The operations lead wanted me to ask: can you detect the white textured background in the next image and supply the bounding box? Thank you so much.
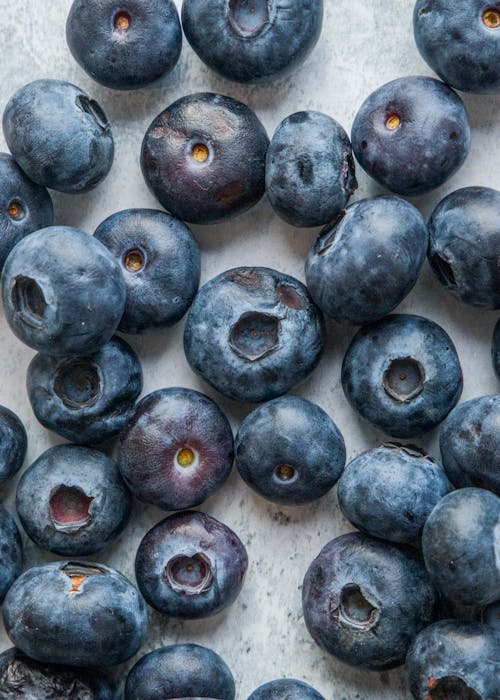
[0,1,499,698]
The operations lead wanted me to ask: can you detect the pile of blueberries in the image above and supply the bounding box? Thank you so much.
[0,0,499,698]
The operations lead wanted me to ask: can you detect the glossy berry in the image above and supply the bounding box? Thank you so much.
[306,197,428,324]
[3,560,147,667]
[265,111,357,228]
[247,680,325,700]
[0,406,27,486]
[16,445,131,556]
[1,227,126,357]
[351,76,470,196]
[135,511,248,619]
[235,396,345,505]
[302,532,437,670]
[66,0,182,90]
[184,267,325,403]
[94,209,200,334]
[125,644,235,700]
[3,80,113,194]
[27,336,142,445]
[342,314,463,438]
[493,319,500,379]
[141,93,269,224]
[117,388,233,511]
[0,504,22,604]
[181,0,323,84]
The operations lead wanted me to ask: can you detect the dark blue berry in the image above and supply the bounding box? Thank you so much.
[0,504,23,604]
[0,406,27,486]
[247,680,325,700]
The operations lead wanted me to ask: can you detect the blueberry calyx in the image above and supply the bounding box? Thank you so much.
[483,8,500,29]
[53,360,101,409]
[430,253,457,289]
[229,311,281,361]
[314,211,347,256]
[114,10,132,33]
[11,276,47,329]
[75,95,110,132]
[7,200,25,221]
[163,553,214,596]
[426,675,481,700]
[49,485,94,532]
[383,357,425,402]
[332,584,381,631]
[61,562,105,595]
[227,0,270,38]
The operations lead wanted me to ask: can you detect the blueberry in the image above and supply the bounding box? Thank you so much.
[116,388,233,511]
[337,444,452,545]
[0,647,113,699]
[135,511,248,619]
[94,209,200,334]
[341,314,463,438]
[1,226,126,356]
[27,336,142,444]
[124,644,235,700]
[181,0,323,84]
[0,406,27,486]
[493,319,500,379]
[0,504,23,604]
[3,560,147,667]
[481,600,500,632]
[3,80,113,194]
[141,93,269,224]
[235,396,345,505]
[16,444,131,556]
[439,395,500,495]
[265,111,357,228]
[302,532,437,670]
[414,0,500,94]
[247,680,325,700]
[66,0,182,91]
[405,620,500,699]
[351,76,470,196]
[306,196,428,324]
[184,267,325,403]
[422,488,500,607]
[0,153,53,272]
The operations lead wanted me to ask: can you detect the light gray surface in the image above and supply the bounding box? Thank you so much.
[0,1,499,697]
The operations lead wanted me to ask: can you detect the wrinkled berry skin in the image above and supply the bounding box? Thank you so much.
[0,153,53,272]
[439,395,500,495]
[125,644,235,700]
[3,560,147,667]
[247,680,325,700]
[338,444,452,544]
[0,406,27,486]
[141,93,269,224]
[493,319,500,379]
[406,620,500,700]
[181,0,323,84]
[0,505,23,603]
[302,532,437,670]
[341,314,463,438]
[94,209,200,334]
[135,511,248,619]
[66,0,182,90]
[0,648,113,700]
[351,76,470,196]
[422,488,500,607]
[1,227,126,357]
[117,388,233,511]
[266,111,357,228]
[306,197,428,324]
[16,445,131,556]
[235,396,345,505]
[414,0,500,94]
[27,336,142,445]
[3,80,114,194]
[184,267,325,403]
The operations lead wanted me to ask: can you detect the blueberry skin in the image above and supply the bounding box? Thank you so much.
[181,0,323,85]
[116,388,233,511]
[265,111,357,228]
[302,532,437,670]
[0,406,27,486]
[0,647,113,699]
[67,0,182,91]
[1,226,126,357]
[428,187,500,308]
[141,93,269,225]
[341,314,463,438]
[422,488,500,607]
[135,511,248,619]
[482,601,500,632]
[184,267,326,403]
[124,644,235,700]
[27,336,142,445]
[235,396,345,505]
[493,319,500,379]
[306,197,429,324]
[338,444,452,545]
[439,396,500,495]
[0,153,53,272]
[16,444,131,557]
[94,209,200,334]
[247,680,325,700]
[0,504,23,604]
[351,76,470,196]
[405,620,500,700]
[3,80,113,194]
[3,560,147,667]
